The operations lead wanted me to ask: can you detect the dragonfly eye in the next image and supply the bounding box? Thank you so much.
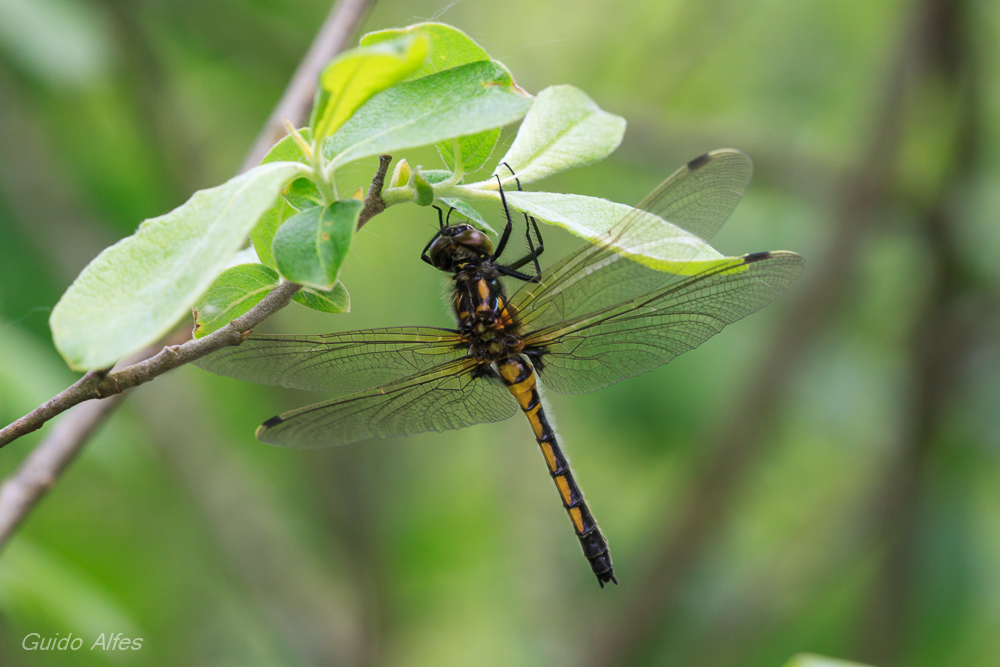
[449,225,494,257]
[427,225,494,272]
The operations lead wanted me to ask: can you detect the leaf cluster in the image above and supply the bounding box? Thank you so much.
[47,21,724,372]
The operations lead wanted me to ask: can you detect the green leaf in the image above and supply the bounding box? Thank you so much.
[361,23,512,174]
[439,198,495,235]
[259,128,312,165]
[420,169,454,184]
[50,161,306,370]
[323,60,533,170]
[310,35,428,146]
[491,85,625,185]
[192,263,280,338]
[252,129,320,268]
[500,190,734,274]
[252,196,298,269]
[361,22,491,81]
[272,199,362,290]
[439,127,501,174]
[293,282,350,313]
[782,655,874,667]
[282,178,324,211]
[411,169,435,206]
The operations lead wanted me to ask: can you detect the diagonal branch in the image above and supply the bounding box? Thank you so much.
[0,280,302,449]
[0,0,379,548]
[0,155,392,453]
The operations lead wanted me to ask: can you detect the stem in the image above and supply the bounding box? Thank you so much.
[0,281,303,450]
[0,0,379,551]
[433,183,501,203]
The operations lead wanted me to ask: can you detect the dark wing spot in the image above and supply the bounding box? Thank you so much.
[687,152,712,170]
[744,251,772,263]
[259,415,285,430]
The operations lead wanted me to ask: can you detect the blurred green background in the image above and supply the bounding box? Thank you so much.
[2,0,999,665]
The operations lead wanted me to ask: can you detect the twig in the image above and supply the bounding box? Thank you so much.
[0,281,299,451]
[0,396,125,552]
[358,154,391,229]
[0,0,379,548]
[1,149,392,449]
[587,2,939,665]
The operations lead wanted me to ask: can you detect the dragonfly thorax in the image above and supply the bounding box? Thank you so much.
[427,224,494,273]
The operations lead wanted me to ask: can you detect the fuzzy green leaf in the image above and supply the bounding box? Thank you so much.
[193,263,280,338]
[272,200,362,290]
[439,198,495,235]
[362,23,513,174]
[439,127,501,174]
[293,283,350,313]
[361,22,491,81]
[411,169,435,206]
[252,129,319,268]
[50,161,306,370]
[501,190,734,274]
[259,128,312,165]
[252,196,298,269]
[491,85,625,186]
[323,60,532,170]
[310,35,428,146]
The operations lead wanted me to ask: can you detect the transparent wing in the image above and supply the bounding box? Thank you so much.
[195,327,467,393]
[524,251,805,394]
[636,148,753,241]
[256,358,518,448]
[510,149,753,332]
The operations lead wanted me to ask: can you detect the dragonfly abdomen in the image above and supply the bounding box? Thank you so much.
[497,355,617,587]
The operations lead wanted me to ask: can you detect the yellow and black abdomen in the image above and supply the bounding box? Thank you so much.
[498,354,617,586]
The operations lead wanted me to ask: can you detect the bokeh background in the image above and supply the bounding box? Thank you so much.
[2,0,999,665]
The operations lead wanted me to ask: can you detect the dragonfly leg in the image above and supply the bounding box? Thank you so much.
[492,175,516,261]
[495,163,545,280]
[496,265,540,281]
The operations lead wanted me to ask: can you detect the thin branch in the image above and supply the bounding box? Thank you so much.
[0,280,297,450]
[0,0,380,549]
[0,395,125,552]
[358,154,391,229]
[0,151,392,451]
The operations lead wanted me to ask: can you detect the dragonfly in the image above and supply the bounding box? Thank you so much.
[197,149,805,587]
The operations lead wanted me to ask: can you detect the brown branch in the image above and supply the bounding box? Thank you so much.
[586,2,941,665]
[0,148,392,449]
[0,395,126,552]
[0,280,298,450]
[358,154,391,229]
[0,0,380,548]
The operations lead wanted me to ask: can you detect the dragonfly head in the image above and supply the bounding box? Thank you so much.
[427,224,494,272]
